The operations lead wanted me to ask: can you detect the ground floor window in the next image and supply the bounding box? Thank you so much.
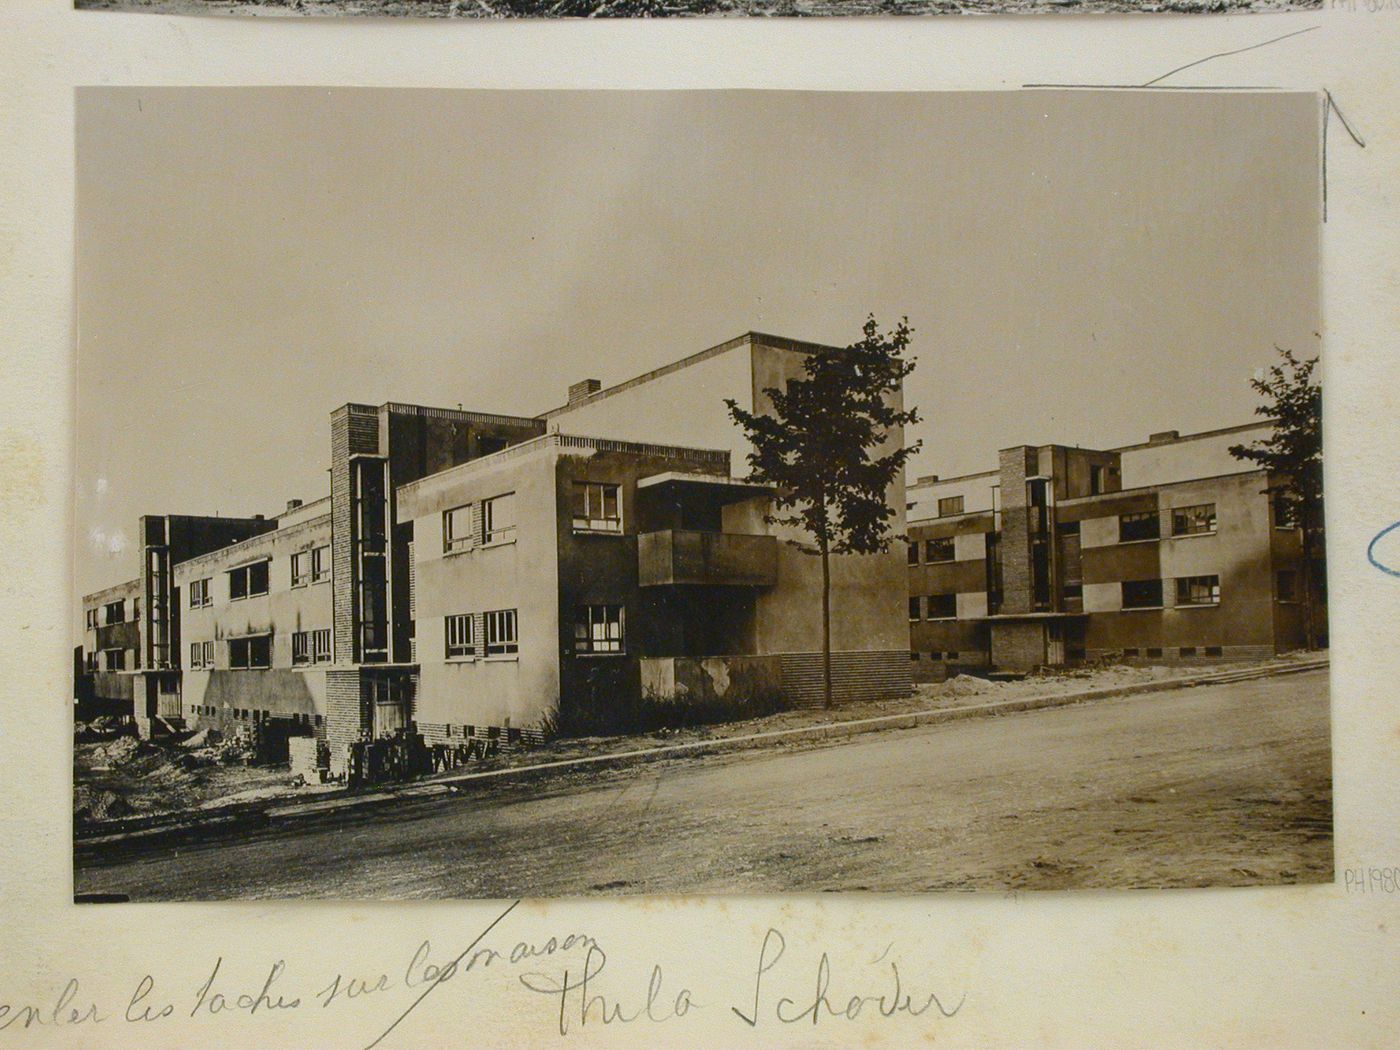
[229,634,272,669]
[485,609,518,656]
[1121,579,1164,609]
[1175,575,1220,606]
[927,593,958,619]
[575,604,624,654]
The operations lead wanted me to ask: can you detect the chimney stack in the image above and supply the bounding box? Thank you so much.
[568,379,602,405]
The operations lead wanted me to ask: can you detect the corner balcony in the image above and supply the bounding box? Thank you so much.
[637,530,779,588]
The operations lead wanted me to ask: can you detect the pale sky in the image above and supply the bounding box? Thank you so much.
[75,88,1320,597]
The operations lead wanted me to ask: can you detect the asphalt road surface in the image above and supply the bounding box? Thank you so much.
[75,670,1331,900]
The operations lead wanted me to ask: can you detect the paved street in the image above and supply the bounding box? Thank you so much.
[75,670,1331,900]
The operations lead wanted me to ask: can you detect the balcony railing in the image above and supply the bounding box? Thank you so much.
[638,530,778,587]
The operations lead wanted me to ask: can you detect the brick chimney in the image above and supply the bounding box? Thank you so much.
[568,379,602,405]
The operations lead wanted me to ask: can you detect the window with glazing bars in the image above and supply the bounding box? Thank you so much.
[572,482,622,532]
[1171,503,1217,536]
[1175,575,1220,606]
[445,613,475,659]
[575,604,623,654]
[485,609,518,656]
[482,494,516,544]
[443,504,473,553]
[1118,511,1160,543]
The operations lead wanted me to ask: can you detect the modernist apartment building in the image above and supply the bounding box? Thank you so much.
[905,424,1318,675]
[77,332,912,762]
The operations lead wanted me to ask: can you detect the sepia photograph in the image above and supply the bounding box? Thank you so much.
[72,87,1328,902]
[72,0,1326,19]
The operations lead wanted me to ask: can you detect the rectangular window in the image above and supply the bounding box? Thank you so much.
[1204,645,1223,657]
[292,630,311,666]
[1276,570,1298,603]
[445,613,476,659]
[132,598,140,622]
[188,578,212,608]
[937,496,965,518]
[202,640,214,669]
[229,635,272,669]
[103,648,126,671]
[228,560,269,601]
[310,545,330,582]
[84,652,98,673]
[485,609,518,656]
[924,538,955,563]
[908,597,922,621]
[1176,575,1221,606]
[907,542,919,566]
[1273,497,1299,529]
[929,651,943,661]
[1146,647,1163,658]
[189,642,204,669]
[291,551,310,587]
[1179,646,1197,657]
[575,604,624,654]
[1122,579,1164,609]
[572,482,622,533]
[482,493,516,545]
[85,608,97,630]
[1090,465,1105,495]
[312,629,331,663]
[1171,503,1217,536]
[103,600,124,625]
[1119,511,1160,543]
[927,594,958,619]
[443,504,474,553]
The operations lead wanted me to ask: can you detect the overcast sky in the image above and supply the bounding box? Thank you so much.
[75,87,1320,597]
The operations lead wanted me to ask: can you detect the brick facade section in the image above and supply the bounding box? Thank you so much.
[778,650,912,709]
[997,447,1035,615]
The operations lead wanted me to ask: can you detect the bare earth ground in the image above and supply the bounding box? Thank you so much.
[72,655,1312,826]
[74,0,1322,16]
[75,669,1331,899]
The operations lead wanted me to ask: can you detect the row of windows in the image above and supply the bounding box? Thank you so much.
[909,595,958,621]
[86,599,138,630]
[445,609,520,659]
[83,649,128,672]
[444,604,625,661]
[442,482,625,556]
[444,493,517,553]
[189,705,322,726]
[186,545,330,609]
[907,503,1223,565]
[911,650,962,660]
[1119,503,1218,543]
[1122,575,1221,609]
[907,537,956,565]
[187,629,333,670]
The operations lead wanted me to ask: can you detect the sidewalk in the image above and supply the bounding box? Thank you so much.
[75,653,1328,856]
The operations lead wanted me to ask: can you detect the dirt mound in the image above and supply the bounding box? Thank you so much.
[74,787,133,824]
[943,675,1001,698]
[92,736,153,767]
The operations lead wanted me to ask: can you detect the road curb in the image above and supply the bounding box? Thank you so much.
[77,658,1328,853]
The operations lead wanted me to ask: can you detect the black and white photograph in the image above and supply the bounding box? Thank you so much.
[72,87,1329,902]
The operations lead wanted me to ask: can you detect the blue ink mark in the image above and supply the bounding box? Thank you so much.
[1367,520,1400,578]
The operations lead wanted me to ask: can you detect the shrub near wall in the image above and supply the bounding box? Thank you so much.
[554,681,791,738]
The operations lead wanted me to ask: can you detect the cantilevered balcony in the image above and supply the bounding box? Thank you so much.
[638,530,778,588]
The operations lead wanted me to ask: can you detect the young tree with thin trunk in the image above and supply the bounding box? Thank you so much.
[1229,348,1324,649]
[726,316,921,709]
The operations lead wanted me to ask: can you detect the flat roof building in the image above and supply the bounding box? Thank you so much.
[906,424,1321,675]
[77,332,913,764]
